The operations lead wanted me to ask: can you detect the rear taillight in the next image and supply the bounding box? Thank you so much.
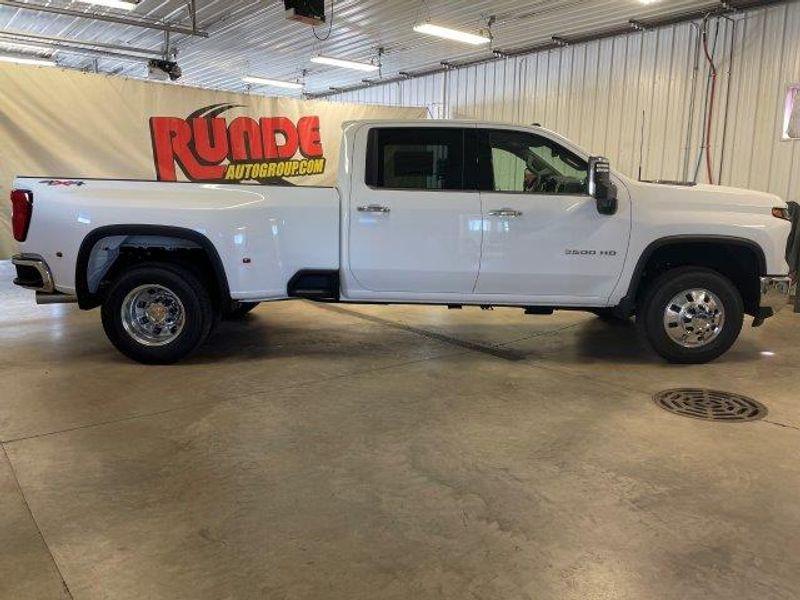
[11,189,33,242]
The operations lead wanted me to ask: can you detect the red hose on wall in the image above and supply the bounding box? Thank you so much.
[702,21,718,185]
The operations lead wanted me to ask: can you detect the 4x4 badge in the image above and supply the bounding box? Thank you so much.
[39,180,86,187]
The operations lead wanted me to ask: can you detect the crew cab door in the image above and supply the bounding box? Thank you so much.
[345,126,482,295]
[474,128,630,302]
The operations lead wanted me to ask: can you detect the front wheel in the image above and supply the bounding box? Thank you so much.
[101,263,216,364]
[638,267,744,364]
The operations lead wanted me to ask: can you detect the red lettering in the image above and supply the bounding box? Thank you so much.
[191,118,229,164]
[228,117,264,162]
[149,117,226,181]
[261,117,299,159]
[298,116,323,158]
[151,111,324,182]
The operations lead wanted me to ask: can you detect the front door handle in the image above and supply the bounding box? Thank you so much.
[357,204,391,214]
[489,208,523,218]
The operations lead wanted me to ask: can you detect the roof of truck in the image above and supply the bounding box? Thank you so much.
[340,119,590,160]
[341,118,551,130]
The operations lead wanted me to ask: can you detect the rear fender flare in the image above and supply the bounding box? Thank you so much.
[75,225,230,309]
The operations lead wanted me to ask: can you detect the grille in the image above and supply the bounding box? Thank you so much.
[653,389,767,422]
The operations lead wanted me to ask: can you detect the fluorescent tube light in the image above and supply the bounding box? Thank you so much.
[73,0,137,10]
[0,54,56,67]
[310,55,379,72]
[413,23,491,45]
[243,76,304,90]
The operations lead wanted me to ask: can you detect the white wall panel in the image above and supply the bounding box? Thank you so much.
[327,3,800,204]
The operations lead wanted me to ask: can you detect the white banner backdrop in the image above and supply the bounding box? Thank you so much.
[0,64,426,258]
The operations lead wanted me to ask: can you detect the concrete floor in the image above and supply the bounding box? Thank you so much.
[1,260,799,600]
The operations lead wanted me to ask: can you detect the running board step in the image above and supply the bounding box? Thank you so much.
[525,307,555,315]
[287,270,340,301]
[292,289,333,298]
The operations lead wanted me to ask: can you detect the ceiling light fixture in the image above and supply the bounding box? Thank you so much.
[243,75,304,90]
[310,55,379,72]
[0,54,56,67]
[73,0,138,11]
[413,23,491,45]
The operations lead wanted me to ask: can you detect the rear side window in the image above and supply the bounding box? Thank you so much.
[365,128,467,191]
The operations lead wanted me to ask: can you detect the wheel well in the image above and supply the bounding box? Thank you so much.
[631,241,763,316]
[76,227,230,310]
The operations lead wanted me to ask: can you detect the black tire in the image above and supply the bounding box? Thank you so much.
[637,267,744,364]
[223,301,260,320]
[101,263,215,364]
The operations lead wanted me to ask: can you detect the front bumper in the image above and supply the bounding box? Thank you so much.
[11,253,55,293]
[759,275,792,318]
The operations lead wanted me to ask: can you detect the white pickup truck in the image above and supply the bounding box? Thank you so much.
[10,119,795,364]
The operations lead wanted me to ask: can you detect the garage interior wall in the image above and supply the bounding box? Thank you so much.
[327,2,800,204]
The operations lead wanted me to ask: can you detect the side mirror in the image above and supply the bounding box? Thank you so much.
[589,157,618,216]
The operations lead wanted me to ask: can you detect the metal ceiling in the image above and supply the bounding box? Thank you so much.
[0,0,780,97]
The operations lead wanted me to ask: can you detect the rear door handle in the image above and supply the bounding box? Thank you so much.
[357,204,391,214]
[489,208,523,218]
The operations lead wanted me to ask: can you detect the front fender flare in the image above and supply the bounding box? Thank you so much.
[617,234,767,314]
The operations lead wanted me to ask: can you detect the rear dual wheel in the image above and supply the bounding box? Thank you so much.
[101,264,215,364]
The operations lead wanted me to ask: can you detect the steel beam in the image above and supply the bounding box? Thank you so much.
[0,0,208,38]
[0,29,162,58]
[0,41,155,64]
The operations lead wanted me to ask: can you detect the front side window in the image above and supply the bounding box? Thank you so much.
[481,129,588,195]
[365,128,467,191]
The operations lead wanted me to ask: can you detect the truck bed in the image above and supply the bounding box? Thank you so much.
[15,177,341,300]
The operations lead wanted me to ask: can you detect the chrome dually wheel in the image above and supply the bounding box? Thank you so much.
[663,288,726,348]
[639,267,743,364]
[102,264,215,364]
[121,284,186,347]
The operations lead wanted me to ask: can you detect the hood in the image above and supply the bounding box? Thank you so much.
[623,178,786,209]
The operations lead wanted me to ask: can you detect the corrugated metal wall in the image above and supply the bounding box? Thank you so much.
[327,2,800,203]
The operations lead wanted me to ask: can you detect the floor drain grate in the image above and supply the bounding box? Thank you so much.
[653,388,767,422]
